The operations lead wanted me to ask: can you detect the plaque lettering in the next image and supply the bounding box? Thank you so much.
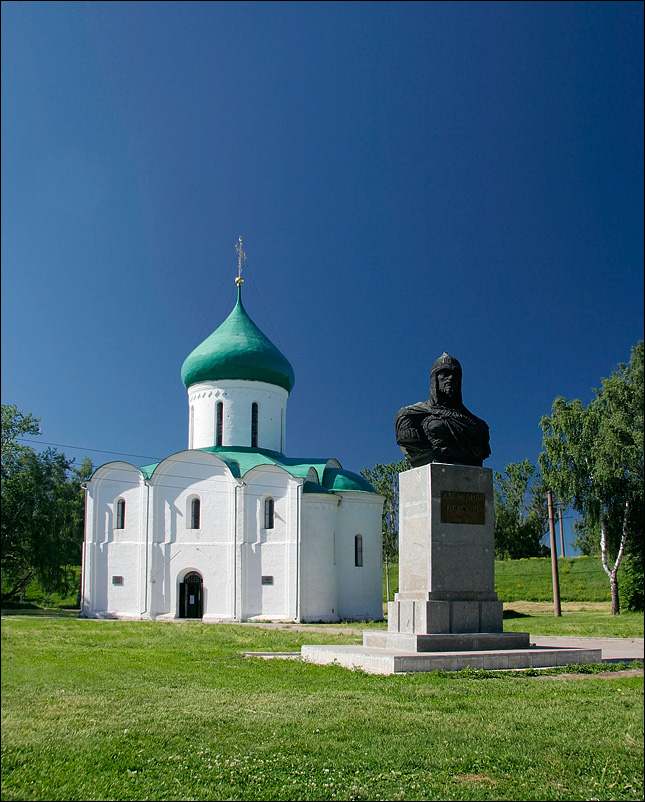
[441,491,486,525]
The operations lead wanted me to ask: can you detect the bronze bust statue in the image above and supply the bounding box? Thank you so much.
[395,353,491,468]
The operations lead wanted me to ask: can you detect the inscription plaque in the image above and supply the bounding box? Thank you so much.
[441,491,486,525]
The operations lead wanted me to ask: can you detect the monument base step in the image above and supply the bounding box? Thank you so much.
[301,644,603,675]
[363,631,530,652]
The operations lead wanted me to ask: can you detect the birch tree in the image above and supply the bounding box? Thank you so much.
[539,342,644,614]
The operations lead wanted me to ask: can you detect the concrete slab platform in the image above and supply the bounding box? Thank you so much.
[363,631,530,651]
[300,643,603,674]
[244,651,301,660]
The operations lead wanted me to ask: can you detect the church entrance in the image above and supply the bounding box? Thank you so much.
[179,572,203,619]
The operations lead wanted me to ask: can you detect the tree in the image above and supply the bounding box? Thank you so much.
[539,342,644,614]
[360,461,409,601]
[1,405,42,597]
[493,458,550,559]
[1,404,41,466]
[1,404,93,604]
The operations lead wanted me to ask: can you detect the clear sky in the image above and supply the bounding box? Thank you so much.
[2,1,643,554]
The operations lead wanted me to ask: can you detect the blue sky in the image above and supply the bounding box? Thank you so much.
[2,1,643,555]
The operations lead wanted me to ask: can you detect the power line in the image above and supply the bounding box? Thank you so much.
[18,438,165,463]
[15,437,348,496]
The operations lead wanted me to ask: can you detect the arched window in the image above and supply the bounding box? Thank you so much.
[116,498,126,529]
[189,405,195,449]
[216,401,223,447]
[354,534,363,567]
[251,402,259,448]
[190,497,201,529]
[264,497,275,529]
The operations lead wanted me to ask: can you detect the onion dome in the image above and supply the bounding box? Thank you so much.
[181,285,295,392]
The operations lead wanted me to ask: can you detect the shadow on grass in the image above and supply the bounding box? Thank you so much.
[503,609,532,619]
[1,607,80,618]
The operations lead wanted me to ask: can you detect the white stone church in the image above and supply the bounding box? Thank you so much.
[81,254,384,622]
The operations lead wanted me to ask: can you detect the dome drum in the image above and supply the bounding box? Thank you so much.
[188,379,287,453]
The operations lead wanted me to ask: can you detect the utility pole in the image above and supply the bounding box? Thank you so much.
[558,504,566,559]
[384,532,390,603]
[548,490,561,617]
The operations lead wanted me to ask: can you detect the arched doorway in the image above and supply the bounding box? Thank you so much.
[179,571,203,619]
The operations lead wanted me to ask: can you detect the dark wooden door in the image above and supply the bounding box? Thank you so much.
[179,573,203,618]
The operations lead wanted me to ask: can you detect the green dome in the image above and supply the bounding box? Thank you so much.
[322,468,378,493]
[181,287,295,392]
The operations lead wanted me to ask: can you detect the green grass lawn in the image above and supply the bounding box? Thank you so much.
[494,556,615,603]
[385,556,621,604]
[2,555,629,611]
[1,616,643,802]
[501,606,644,638]
[2,602,643,639]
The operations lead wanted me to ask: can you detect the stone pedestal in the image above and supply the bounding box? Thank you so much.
[364,463,527,651]
[302,462,602,673]
[390,463,503,634]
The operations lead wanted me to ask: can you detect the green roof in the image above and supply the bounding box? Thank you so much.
[302,480,334,495]
[197,446,330,481]
[180,286,295,392]
[322,468,377,493]
[138,447,377,494]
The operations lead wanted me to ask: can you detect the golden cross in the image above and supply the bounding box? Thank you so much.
[235,236,246,286]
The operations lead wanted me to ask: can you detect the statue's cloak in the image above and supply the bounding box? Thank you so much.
[395,400,491,468]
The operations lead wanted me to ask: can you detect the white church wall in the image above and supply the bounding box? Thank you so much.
[82,463,147,619]
[187,379,288,452]
[240,465,299,620]
[82,423,384,624]
[146,451,239,620]
[335,493,384,621]
[299,493,340,621]
[104,544,141,615]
